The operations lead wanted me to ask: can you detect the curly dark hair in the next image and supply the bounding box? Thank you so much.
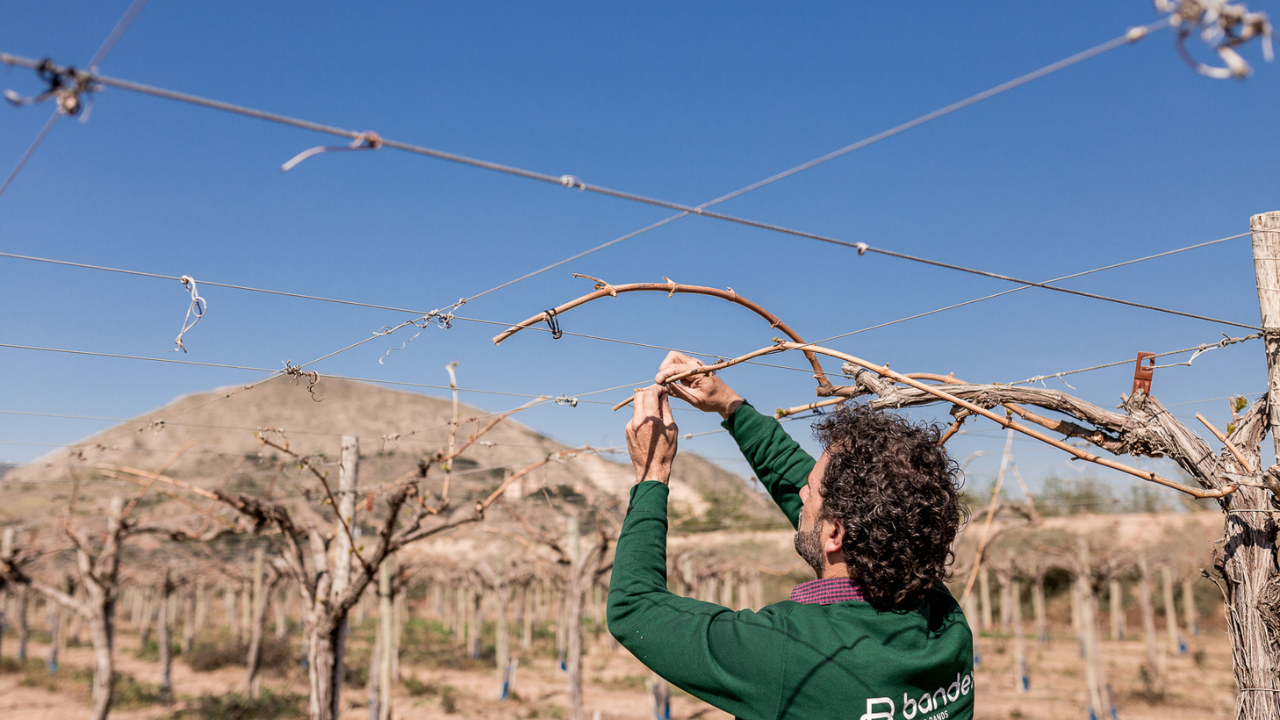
[812,404,966,611]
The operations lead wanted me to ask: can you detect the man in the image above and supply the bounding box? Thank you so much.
[608,351,973,720]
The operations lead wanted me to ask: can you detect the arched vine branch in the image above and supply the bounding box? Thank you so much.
[491,278,833,391]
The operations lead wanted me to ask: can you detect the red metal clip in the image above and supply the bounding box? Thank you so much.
[1132,352,1156,396]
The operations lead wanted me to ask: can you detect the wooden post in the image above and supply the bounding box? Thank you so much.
[182,585,196,654]
[274,586,288,639]
[47,579,66,672]
[1011,578,1028,694]
[470,588,484,660]
[1237,210,1280,717]
[1077,541,1112,718]
[1161,567,1183,655]
[331,434,360,720]
[377,556,394,720]
[454,585,467,647]
[224,585,238,643]
[243,546,268,698]
[1182,577,1199,637]
[139,587,154,651]
[1032,571,1048,645]
[999,576,1013,636]
[1109,579,1125,641]
[15,583,29,660]
[194,578,207,629]
[159,570,175,705]
[496,576,512,697]
[978,567,993,633]
[1138,554,1162,694]
[520,584,533,649]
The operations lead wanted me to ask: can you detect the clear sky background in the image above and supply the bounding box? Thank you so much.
[1,1,1278,502]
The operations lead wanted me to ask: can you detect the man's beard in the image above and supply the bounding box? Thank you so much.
[793,522,825,578]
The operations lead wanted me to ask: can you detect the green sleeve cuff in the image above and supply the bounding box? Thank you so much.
[626,481,670,518]
[720,400,767,445]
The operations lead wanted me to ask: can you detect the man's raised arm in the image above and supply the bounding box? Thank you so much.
[657,351,814,529]
[608,385,785,718]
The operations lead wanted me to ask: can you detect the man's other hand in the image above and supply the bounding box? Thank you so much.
[625,385,679,485]
[655,350,744,419]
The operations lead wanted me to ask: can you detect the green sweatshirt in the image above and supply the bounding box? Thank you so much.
[607,402,974,720]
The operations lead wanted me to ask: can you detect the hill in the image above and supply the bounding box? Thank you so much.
[2,376,782,530]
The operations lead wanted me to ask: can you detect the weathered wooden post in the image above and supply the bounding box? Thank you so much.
[495,573,513,696]
[158,570,175,705]
[1077,541,1112,719]
[979,567,993,633]
[328,434,360,719]
[182,585,196,654]
[1182,576,1199,638]
[194,577,207,630]
[1161,567,1184,655]
[468,586,483,660]
[224,584,239,644]
[243,546,277,698]
[1011,578,1028,693]
[1232,210,1280,716]
[377,556,394,720]
[520,583,533,649]
[1109,579,1125,641]
[454,584,467,648]
[274,585,288,640]
[138,586,154,651]
[1138,554,1162,694]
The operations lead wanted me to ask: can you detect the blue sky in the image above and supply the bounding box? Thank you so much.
[1,1,1277,500]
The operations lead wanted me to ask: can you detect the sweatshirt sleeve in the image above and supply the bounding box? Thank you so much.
[607,482,786,720]
[722,401,815,529]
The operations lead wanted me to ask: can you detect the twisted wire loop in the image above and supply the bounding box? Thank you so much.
[554,394,579,408]
[280,130,383,172]
[544,308,563,339]
[376,302,462,365]
[3,58,99,116]
[172,275,207,353]
[1158,0,1274,78]
[281,361,322,402]
[1011,331,1261,387]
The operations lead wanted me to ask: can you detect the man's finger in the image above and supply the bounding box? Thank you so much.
[656,362,701,385]
[633,384,661,421]
[665,381,697,405]
[658,390,676,427]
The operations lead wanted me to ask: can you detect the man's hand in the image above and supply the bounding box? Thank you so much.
[656,350,744,419]
[625,385,679,485]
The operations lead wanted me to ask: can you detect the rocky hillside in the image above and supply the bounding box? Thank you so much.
[3,376,783,531]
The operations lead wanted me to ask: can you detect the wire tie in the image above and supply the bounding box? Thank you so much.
[559,174,584,190]
[544,308,563,339]
[554,394,579,408]
[4,58,95,116]
[171,275,207,353]
[281,130,383,172]
[281,361,322,402]
[662,276,678,297]
[855,242,868,255]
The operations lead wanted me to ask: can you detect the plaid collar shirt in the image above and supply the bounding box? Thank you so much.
[788,577,867,605]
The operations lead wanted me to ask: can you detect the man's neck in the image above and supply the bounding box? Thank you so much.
[820,562,851,580]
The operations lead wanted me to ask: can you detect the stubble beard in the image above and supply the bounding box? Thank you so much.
[793,522,825,578]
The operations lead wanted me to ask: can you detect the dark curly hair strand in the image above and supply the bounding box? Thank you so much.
[813,404,967,611]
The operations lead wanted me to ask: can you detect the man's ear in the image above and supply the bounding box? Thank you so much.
[822,517,845,554]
